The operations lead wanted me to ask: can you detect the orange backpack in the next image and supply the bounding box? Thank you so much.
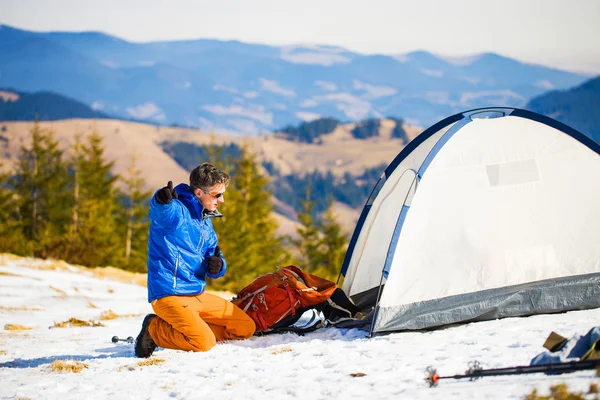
[231,266,338,332]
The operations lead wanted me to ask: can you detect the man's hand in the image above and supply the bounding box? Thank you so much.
[156,181,178,205]
[207,246,223,274]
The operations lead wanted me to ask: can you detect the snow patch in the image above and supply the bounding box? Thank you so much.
[353,80,397,100]
[438,53,484,66]
[420,69,444,78]
[296,111,321,122]
[0,91,19,102]
[392,54,409,63]
[301,99,319,108]
[202,104,273,125]
[259,78,296,97]
[126,102,166,121]
[535,80,555,90]
[280,45,351,66]
[314,92,372,120]
[422,91,453,105]
[315,81,338,92]
[460,76,483,85]
[90,101,104,111]
[213,84,239,94]
[459,90,526,107]
[100,60,119,69]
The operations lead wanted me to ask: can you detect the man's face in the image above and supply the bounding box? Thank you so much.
[194,183,226,211]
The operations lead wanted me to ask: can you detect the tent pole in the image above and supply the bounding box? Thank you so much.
[366,269,387,338]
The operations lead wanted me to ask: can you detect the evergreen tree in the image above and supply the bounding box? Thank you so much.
[211,145,290,292]
[292,187,323,272]
[11,122,71,257]
[0,165,24,253]
[66,130,120,267]
[115,155,152,272]
[315,201,349,281]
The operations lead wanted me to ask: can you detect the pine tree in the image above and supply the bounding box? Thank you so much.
[66,130,120,267]
[11,122,71,257]
[114,154,151,272]
[210,145,290,292]
[315,201,349,281]
[293,187,323,273]
[0,165,24,253]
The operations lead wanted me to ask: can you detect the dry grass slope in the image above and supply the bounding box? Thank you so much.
[51,318,104,328]
[524,382,600,400]
[0,306,43,311]
[4,324,34,331]
[48,360,88,373]
[99,310,119,320]
[137,358,165,367]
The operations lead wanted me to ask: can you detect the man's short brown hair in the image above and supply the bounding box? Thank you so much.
[189,163,230,190]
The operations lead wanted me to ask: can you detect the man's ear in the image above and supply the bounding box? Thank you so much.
[192,187,202,197]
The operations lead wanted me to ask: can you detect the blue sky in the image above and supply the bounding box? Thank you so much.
[1,0,599,73]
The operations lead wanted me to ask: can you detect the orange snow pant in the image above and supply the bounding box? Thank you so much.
[148,292,256,352]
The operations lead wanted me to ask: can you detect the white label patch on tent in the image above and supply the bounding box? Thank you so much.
[486,159,539,187]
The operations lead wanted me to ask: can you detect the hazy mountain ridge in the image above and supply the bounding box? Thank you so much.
[0,88,110,121]
[0,25,589,134]
[527,75,600,143]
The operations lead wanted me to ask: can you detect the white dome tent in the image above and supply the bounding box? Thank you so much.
[340,107,600,335]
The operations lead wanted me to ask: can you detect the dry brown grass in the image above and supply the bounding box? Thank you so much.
[119,358,166,371]
[99,310,119,320]
[0,349,7,355]
[107,288,115,293]
[0,305,43,311]
[87,302,98,309]
[137,358,165,367]
[48,360,88,373]
[0,254,147,287]
[271,347,292,355]
[49,286,67,297]
[349,372,367,377]
[0,271,20,277]
[92,266,147,287]
[51,318,104,328]
[524,382,600,400]
[4,324,34,331]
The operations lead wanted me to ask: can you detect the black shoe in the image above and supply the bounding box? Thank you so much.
[135,314,157,358]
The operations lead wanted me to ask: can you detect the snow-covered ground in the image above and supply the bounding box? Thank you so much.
[0,254,598,400]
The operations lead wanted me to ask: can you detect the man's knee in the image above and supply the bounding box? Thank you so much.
[189,335,217,352]
[237,315,256,338]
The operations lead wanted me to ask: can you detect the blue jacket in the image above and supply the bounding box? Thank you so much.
[146,183,226,302]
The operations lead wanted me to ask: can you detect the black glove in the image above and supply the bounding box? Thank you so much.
[156,181,178,205]
[206,246,223,274]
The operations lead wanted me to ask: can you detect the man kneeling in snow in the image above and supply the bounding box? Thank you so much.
[135,163,256,358]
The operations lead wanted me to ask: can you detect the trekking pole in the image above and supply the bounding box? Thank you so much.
[425,359,600,387]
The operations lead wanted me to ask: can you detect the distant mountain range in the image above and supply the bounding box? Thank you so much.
[0,24,591,134]
[527,76,600,143]
[0,88,109,121]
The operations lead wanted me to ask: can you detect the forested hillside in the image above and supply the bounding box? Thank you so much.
[0,122,349,289]
[527,75,600,143]
[279,117,409,144]
[164,116,401,218]
[0,89,110,121]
